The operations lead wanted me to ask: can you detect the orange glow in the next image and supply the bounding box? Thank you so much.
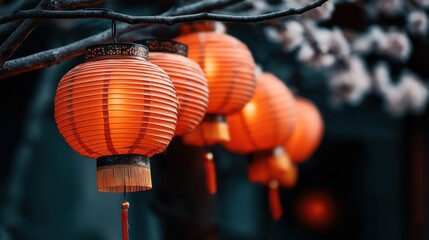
[148,52,208,136]
[175,32,256,115]
[243,101,256,117]
[285,98,324,163]
[296,190,336,231]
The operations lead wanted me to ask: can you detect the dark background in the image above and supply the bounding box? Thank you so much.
[0,0,428,239]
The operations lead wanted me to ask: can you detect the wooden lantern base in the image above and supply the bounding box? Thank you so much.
[96,154,152,192]
[182,114,230,146]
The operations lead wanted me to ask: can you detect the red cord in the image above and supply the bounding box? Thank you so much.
[268,181,283,220]
[121,201,130,240]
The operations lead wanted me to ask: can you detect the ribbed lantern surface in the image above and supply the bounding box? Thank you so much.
[175,32,256,115]
[224,73,297,154]
[54,43,178,192]
[285,97,324,163]
[139,39,209,136]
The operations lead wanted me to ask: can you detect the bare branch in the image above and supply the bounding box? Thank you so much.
[0,0,328,25]
[53,0,105,9]
[0,1,44,68]
[0,0,328,79]
[0,0,104,68]
[0,0,242,79]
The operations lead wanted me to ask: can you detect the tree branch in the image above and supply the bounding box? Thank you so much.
[0,0,328,25]
[0,0,242,79]
[0,1,44,68]
[0,0,104,68]
[0,0,327,79]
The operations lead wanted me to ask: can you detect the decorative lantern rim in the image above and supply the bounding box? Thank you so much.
[85,42,149,62]
[135,39,188,57]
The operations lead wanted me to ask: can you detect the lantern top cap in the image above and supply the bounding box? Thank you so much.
[136,39,188,57]
[85,43,149,62]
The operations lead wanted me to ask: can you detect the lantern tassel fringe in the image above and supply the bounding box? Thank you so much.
[204,152,217,194]
[97,166,152,192]
[268,181,283,221]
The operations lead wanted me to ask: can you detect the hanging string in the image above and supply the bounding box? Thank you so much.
[86,8,117,43]
[111,20,117,43]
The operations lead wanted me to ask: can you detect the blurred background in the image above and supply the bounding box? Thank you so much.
[1,0,429,239]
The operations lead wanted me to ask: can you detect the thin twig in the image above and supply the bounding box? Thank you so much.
[0,0,328,25]
[0,0,245,79]
[0,1,44,68]
[0,0,104,68]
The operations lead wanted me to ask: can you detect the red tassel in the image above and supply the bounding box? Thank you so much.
[121,201,130,240]
[268,181,283,220]
[205,152,217,194]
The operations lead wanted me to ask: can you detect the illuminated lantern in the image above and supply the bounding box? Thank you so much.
[224,72,297,220]
[285,97,324,163]
[54,43,178,240]
[137,39,209,136]
[175,23,256,194]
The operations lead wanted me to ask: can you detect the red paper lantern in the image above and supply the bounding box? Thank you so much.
[138,39,209,136]
[175,29,256,145]
[224,72,297,220]
[54,43,178,192]
[285,97,324,163]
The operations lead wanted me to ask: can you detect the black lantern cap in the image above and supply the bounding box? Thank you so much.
[85,43,149,62]
[136,39,188,57]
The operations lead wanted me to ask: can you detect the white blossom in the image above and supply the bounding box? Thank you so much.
[377,0,402,15]
[400,73,428,114]
[282,21,305,50]
[329,28,351,57]
[251,0,270,13]
[329,57,372,106]
[286,0,335,21]
[352,26,383,54]
[297,42,336,68]
[372,63,392,93]
[352,27,412,61]
[413,0,429,8]
[377,29,412,61]
[384,73,429,115]
[254,64,263,78]
[214,22,226,33]
[373,65,428,115]
[264,27,283,43]
[408,11,428,35]
[297,27,350,67]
